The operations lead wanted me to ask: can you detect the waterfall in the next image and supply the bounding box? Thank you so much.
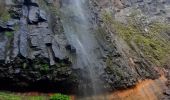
[60,0,105,97]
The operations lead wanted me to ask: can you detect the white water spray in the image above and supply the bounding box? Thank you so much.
[60,0,105,97]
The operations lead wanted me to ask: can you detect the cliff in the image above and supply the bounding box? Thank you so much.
[0,0,169,98]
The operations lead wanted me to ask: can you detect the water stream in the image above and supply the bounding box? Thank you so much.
[60,0,105,97]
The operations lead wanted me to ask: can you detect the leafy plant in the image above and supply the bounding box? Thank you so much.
[50,93,70,100]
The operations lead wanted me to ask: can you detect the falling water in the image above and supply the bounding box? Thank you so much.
[60,0,106,97]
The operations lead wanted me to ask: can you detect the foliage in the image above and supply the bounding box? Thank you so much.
[50,93,70,100]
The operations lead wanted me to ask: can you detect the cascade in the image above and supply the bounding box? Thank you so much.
[60,0,106,97]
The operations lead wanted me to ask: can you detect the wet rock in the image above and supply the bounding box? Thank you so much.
[24,0,39,7]
[39,10,47,22]
[28,6,39,24]
[0,36,8,62]
[7,20,16,27]
[0,21,7,31]
[66,44,76,53]
[52,39,66,60]
[22,5,29,18]
[12,31,20,58]
[0,21,15,31]
[19,23,29,58]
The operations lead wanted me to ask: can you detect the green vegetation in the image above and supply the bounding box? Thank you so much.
[101,11,170,66]
[0,92,47,100]
[50,93,70,100]
[40,63,50,72]
[0,92,71,100]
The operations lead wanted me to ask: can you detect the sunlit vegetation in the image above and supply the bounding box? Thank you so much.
[0,92,47,100]
[50,93,70,100]
[101,10,170,66]
[0,92,71,100]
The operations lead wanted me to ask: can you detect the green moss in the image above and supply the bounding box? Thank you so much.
[50,93,70,100]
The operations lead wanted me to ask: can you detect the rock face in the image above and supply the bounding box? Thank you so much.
[0,0,77,92]
[0,0,169,94]
[93,0,170,22]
